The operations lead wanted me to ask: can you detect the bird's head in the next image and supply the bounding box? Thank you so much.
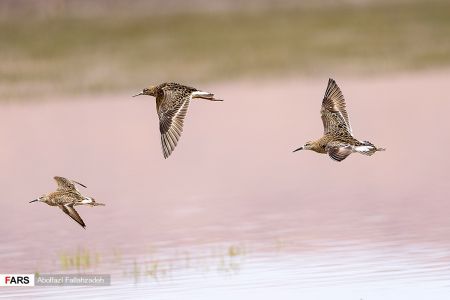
[133,85,157,97]
[293,141,315,152]
[30,194,49,204]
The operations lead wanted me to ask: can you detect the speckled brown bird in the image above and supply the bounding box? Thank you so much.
[133,82,223,158]
[29,176,105,229]
[293,78,385,162]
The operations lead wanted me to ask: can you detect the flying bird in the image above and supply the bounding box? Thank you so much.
[133,82,223,158]
[293,78,385,162]
[30,176,105,229]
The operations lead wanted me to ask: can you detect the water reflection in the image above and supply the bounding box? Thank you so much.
[1,73,450,299]
[3,238,450,299]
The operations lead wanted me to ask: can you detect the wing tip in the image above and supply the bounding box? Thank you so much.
[161,134,175,159]
[325,78,339,94]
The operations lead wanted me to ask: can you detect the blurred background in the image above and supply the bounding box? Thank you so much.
[1,0,450,99]
[1,1,450,299]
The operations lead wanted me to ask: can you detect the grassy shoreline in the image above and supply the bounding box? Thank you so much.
[1,1,450,100]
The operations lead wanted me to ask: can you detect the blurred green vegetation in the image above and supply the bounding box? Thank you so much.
[53,243,248,281]
[1,0,449,100]
[59,248,100,271]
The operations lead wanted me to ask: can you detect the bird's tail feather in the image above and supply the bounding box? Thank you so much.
[192,91,223,101]
[356,141,385,156]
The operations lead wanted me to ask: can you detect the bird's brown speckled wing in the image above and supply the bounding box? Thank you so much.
[326,141,353,162]
[321,79,353,137]
[156,84,196,158]
[52,192,83,206]
[54,176,86,192]
[59,204,86,228]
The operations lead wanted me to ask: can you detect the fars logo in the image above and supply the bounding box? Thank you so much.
[0,274,35,286]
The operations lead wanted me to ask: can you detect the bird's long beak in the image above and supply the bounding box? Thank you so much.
[293,147,303,152]
[29,199,38,203]
[132,92,144,97]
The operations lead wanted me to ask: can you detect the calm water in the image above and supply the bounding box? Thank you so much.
[1,72,450,299]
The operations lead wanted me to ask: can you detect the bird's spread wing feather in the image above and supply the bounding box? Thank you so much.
[157,87,193,158]
[59,204,86,228]
[326,142,353,162]
[54,176,86,192]
[321,78,352,136]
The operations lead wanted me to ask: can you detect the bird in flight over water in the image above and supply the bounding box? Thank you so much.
[133,82,223,159]
[30,176,105,229]
[293,78,385,162]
